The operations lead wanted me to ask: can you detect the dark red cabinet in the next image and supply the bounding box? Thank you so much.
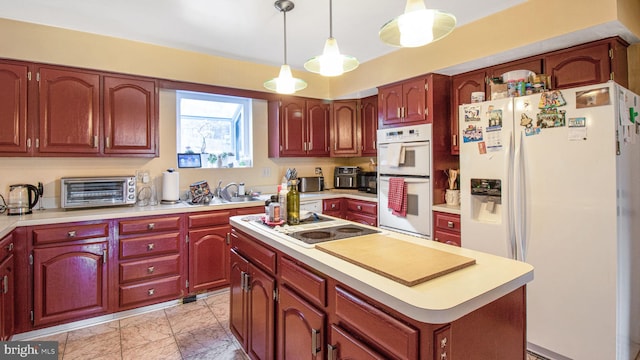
[277,285,325,360]
[0,232,15,340]
[188,223,230,293]
[0,61,29,154]
[269,98,330,157]
[360,95,378,157]
[379,77,426,127]
[331,100,360,157]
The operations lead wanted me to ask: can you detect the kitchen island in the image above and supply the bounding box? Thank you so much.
[229,215,533,360]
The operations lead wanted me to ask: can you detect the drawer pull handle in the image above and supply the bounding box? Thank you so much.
[357,205,362,210]
[148,288,155,296]
[6,243,13,252]
[67,231,76,238]
[327,344,337,360]
[447,221,454,228]
[2,275,7,294]
[147,223,155,230]
[147,266,155,274]
[147,243,155,251]
[311,328,320,356]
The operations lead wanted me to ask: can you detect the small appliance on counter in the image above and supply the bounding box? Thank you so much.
[61,176,137,209]
[298,177,324,193]
[334,166,359,189]
[358,171,377,194]
[7,183,40,215]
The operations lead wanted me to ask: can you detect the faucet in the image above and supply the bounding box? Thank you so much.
[221,182,239,202]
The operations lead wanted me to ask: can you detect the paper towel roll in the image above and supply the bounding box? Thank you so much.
[162,170,180,202]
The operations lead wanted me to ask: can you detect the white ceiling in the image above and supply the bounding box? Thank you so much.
[0,0,527,70]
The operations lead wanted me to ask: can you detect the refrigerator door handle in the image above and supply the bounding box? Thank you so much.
[513,131,527,261]
[506,131,517,260]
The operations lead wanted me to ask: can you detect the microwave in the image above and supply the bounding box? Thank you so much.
[61,176,137,209]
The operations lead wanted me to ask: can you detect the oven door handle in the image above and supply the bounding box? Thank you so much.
[379,177,430,184]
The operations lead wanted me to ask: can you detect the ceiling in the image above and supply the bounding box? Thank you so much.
[0,0,527,71]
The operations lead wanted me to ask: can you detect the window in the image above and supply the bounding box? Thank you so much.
[176,91,253,168]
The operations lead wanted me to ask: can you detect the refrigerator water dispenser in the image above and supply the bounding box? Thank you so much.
[470,179,502,223]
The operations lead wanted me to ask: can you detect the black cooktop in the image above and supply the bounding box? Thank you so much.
[287,224,380,245]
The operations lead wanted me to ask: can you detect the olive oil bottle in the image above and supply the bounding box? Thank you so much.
[287,179,300,225]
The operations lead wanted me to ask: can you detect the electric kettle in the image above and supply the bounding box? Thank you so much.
[8,184,40,216]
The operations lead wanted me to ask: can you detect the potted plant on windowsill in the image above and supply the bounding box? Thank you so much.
[208,152,234,168]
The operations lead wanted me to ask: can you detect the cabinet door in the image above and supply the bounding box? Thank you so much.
[379,84,402,126]
[247,262,276,360]
[0,254,14,340]
[188,225,230,293]
[402,78,426,123]
[451,69,486,155]
[0,61,29,154]
[488,57,543,81]
[328,324,385,360]
[280,98,307,157]
[360,95,378,156]
[545,42,611,89]
[277,285,325,360]
[33,242,108,327]
[306,100,330,156]
[103,76,157,156]
[344,212,377,227]
[38,67,101,154]
[331,100,360,157]
[230,250,249,349]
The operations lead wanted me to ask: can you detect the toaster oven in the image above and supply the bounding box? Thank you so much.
[61,176,137,209]
[334,166,359,189]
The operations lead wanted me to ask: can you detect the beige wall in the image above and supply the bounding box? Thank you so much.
[0,0,638,206]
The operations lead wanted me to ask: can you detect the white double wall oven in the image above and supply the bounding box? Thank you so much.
[377,124,433,238]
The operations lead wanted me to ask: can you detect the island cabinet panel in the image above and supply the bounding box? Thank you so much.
[327,324,386,360]
[334,286,419,360]
[117,215,185,310]
[103,75,158,156]
[279,257,326,308]
[0,60,29,154]
[277,285,326,360]
[187,210,233,293]
[0,232,15,340]
[32,239,109,327]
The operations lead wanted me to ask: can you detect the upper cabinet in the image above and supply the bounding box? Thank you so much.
[268,98,330,158]
[0,61,159,157]
[360,95,378,157]
[0,60,29,154]
[331,100,360,157]
[378,74,449,128]
[545,37,629,89]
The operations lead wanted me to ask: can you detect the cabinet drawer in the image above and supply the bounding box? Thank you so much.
[231,229,276,274]
[280,257,326,307]
[119,232,181,259]
[0,232,14,261]
[434,212,460,233]
[335,286,418,360]
[329,324,386,360]
[119,275,182,308]
[433,230,461,247]
[119,254,181,283]
[345,212,377,227]
[323,198,343,212]
[118,215,181,235]
[33,222,109,245]
[188,211,232,228]
[346,199,377,216]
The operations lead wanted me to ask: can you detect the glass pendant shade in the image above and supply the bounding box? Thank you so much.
[304,37,359,77]
[264,0,307,94]
[264,64,307,94]
[379,0,456,48]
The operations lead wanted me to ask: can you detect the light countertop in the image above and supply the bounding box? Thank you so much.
[432,203,461,215]
[231,215,533,324]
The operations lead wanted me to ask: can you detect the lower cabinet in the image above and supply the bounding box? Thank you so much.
[31,222,110,327]
[277,285,325,360]
[327,324,386,360]
[433,212,461,247]
[117,215,184,310]
[230,230,277,360]
[187,210,234,293]
[0,232,14,340]
[344,199,377,226]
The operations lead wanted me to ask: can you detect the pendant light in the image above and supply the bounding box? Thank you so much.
[379,0,456,48]
[304,0,359,77]
[264,0,307,94]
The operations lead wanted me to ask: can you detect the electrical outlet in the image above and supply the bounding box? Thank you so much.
[262,167,271,177]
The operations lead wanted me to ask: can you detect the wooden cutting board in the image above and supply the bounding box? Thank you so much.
[316,234,476,286]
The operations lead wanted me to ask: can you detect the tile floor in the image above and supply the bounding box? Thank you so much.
[31,290,248,360]
[27,288,554,360]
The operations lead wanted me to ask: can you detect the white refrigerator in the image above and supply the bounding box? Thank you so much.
[459,81,640,360]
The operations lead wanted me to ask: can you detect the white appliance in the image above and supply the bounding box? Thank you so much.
[459,81,640,360]
[377,124,432,238]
